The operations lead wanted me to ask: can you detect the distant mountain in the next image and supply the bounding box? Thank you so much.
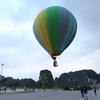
[20,78,38,87]
[38,69,54,88]
[55,69,100,88]
[0,76,38,87]
[0,69,100,88]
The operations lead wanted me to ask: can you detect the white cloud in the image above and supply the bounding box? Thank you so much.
[0,0,100,81]
[0,0,27,14]
[0,16,14,32]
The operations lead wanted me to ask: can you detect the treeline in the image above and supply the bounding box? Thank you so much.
[0,77,39,88]
[0,69,100,90]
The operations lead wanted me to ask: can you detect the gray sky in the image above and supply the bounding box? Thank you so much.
[0,0,100,81]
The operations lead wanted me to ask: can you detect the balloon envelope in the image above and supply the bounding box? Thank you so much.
[33,6,77,58]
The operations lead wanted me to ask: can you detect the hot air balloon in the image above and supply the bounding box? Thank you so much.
[33,6,77,67]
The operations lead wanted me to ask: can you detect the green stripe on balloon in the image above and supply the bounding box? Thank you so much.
[46,6,59,54]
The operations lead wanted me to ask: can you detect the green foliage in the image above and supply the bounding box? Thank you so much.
[0,78,8,86]
[56,70,99,88]
[63,86,70,90]
[39,70,54,88]
[1,69,100,89]
[12,80,20,87]
[63,85,92,90]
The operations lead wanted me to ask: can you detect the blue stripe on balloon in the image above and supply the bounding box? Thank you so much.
[61,24,77,53]
[57,6,70,53]
[60,11,77,53]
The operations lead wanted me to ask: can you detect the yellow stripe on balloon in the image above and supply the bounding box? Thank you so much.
[34,9,53,54]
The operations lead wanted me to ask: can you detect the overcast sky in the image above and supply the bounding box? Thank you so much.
[0,0,100,81]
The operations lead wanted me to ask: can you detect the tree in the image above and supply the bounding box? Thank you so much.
[12,80,20,91]
[0,78,8,86]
